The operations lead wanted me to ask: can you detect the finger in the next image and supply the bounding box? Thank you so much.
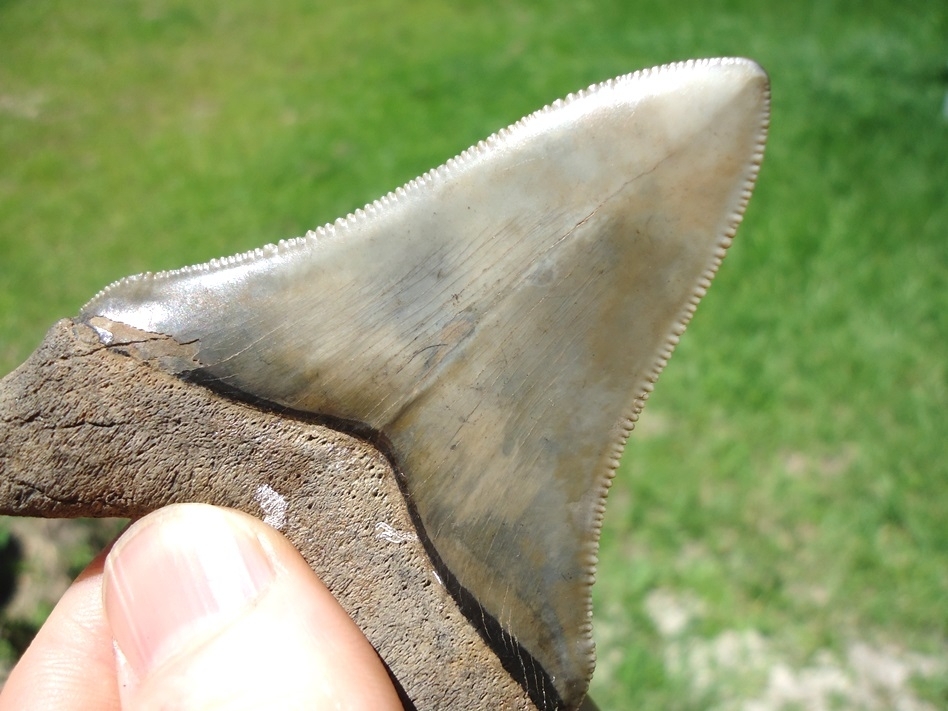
[0,547,121,711]
[103,503,403,711]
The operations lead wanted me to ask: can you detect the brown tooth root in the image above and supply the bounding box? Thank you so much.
[0,318,543,710]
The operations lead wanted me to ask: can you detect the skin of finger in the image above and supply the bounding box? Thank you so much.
[0,548,122,711]
[115,506,404,711]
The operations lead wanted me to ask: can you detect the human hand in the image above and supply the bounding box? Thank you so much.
[0,503,403,710]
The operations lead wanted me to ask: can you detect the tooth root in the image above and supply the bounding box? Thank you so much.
[0,318,548,709]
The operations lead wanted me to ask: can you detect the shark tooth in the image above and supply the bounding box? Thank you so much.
[9,57,769,708]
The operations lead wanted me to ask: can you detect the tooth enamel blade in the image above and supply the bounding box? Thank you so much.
[80,58,769,708]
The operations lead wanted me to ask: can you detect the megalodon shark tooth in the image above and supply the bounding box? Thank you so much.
[0,57,769,709]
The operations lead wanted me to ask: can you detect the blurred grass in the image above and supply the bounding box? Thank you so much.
[0,0,945,707]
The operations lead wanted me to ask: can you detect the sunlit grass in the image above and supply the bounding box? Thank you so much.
[1,0,946,706]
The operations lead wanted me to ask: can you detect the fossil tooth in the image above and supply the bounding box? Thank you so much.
[65,58,769,707]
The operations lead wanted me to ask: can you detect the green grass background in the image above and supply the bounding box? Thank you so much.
[1,0,945,707]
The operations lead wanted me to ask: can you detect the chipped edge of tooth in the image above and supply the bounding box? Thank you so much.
[81,57,765,311]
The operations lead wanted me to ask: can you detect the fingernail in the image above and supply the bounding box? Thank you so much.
[103,505,275,682]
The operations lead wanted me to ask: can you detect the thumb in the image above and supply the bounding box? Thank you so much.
[103,503,403,711]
